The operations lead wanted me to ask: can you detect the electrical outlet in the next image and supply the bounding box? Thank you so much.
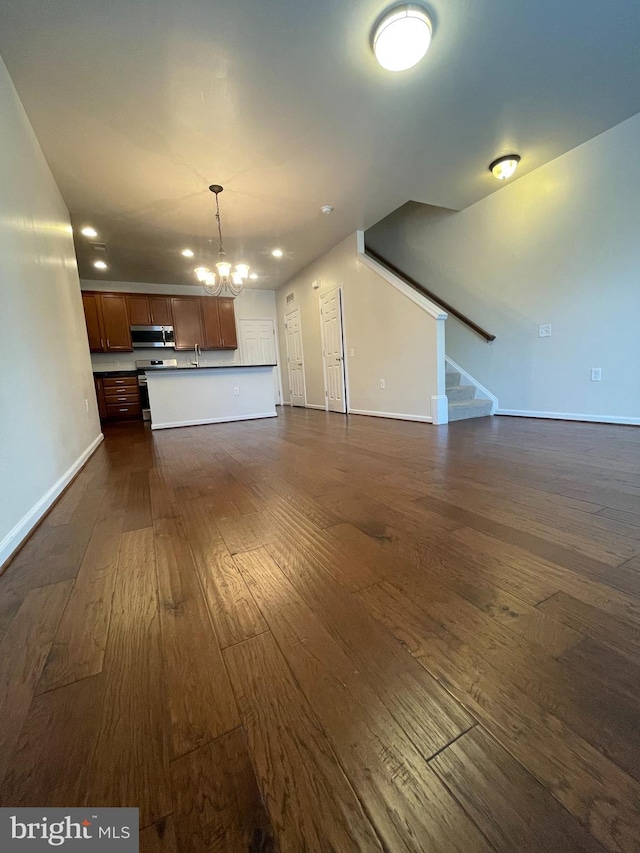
[349,348,355,357]
[379,379,385,389]
[538,324,552,338]
[233,387,240,396]
[590,368,602,382]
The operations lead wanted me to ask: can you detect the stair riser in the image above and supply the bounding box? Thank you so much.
[446,385,476,403]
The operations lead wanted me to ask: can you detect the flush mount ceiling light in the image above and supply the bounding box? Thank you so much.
[320,205,334,215]
[489,154,521,180]
[93,260,108,270]
[249,273,258,280]
[181,248,194,258]
[271,248,284,258]
[194,184,250,297]
[373,5,432,72]
[81,226,98,238]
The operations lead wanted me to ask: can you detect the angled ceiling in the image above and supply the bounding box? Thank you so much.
[1,0,640,289]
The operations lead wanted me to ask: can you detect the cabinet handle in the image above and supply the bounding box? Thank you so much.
[100,339,104,349]
[107,339,111,348]
[119,408,128,412]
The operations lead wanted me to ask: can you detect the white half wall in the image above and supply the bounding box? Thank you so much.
[0,55,101,568]
[276,234,444,422]
[366,112,640,424]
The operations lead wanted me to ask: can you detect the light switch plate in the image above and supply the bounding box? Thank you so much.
[590,368,602,382]
[538,324,552,338]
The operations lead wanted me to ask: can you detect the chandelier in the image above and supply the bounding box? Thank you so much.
[194,184,249,297]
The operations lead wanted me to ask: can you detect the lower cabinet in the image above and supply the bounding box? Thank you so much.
[95,375,141,421]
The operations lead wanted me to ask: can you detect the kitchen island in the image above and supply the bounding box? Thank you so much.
[144,364,278,430]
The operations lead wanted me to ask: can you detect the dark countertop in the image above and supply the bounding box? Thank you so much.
[92,369,138,378]
[142,363,277,372]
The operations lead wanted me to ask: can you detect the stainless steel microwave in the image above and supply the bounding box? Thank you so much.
[130,325,175,348]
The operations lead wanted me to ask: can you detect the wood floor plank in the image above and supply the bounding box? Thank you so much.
[86,528,171,827]
[430,726,606,852]
[224,631,383,852]
[215,510,278,555]
[539,591,640,660]
[140,816,177,853]
[356,580,640,853]
[235,547,489,853]
[179,499,268,647]
[0,580,72,783]
[38,512,123,692]
[154,517,239,758]
[0,673,106,807]
[171,728,276,852]
[263,531,476,756]
[122,470,153,532]
[561,637,640,707]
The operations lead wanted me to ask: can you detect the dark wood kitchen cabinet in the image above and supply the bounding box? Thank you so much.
[171,297,204,350]
[127,295,173,326]
[99,295,132,351]
[82,292,132,353]
[218,298,238,349]
[94,375,141,421]
[82,289,237,353]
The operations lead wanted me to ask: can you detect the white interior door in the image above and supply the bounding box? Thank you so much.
[238,318,281,403]
[284,308,306,407]
[320,288,346,413]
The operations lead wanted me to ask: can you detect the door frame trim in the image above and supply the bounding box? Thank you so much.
[318,286,348,414]
[284,306,308,408]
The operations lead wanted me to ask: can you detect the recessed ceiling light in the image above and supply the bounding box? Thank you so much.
[271,248,284,258]
[489,154,521,180]
[81,226,98,238]
[93,260,108,270]
[249,273,258,280]
[373,5,432,72]
[321,205,334,215]
[181,248,195,257]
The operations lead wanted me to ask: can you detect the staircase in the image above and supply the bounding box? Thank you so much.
[446,368,493,422]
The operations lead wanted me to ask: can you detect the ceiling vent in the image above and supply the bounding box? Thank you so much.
[286,292,295,304]
[89,242,107,252]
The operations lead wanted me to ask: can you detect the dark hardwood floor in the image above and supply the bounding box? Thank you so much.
[1,408,639,852]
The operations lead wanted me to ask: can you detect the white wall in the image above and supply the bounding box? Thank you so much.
[366,112,640,424]
[0,55,101,567]
[276,235,442,421]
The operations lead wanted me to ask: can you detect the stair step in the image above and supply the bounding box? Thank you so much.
[448,398,493,422]
[446,384,476,403]
[445,370,461,389]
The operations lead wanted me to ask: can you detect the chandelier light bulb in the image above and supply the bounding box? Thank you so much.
[235,263,249,280]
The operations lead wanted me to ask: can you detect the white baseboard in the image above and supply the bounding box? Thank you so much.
[0,432,104,570]
[151,412,278,430]
[496,409,640,426]
[305,403,327,410]
[348,408,432,423]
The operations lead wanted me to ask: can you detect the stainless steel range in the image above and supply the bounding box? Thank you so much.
[135,359,178,420]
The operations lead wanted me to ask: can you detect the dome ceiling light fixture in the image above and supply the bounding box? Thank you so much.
[489,154,521,181]
[194,184,249,297]
[373,5,433,72]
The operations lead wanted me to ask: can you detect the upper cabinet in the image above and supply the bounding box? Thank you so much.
[82,291,237,353]
[171,298,204,350]
[218,298,238,349]
[127,295,173,326]
[82,293,104,351]
[82,292,132,353]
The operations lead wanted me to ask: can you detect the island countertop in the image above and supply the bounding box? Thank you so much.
[141,363,277,372]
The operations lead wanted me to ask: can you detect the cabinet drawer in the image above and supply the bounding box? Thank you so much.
[106,402,141,419]
[102,376,138,389]
[103,391,139,404]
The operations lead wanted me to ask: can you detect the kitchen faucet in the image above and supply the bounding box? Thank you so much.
[193,343,201,367]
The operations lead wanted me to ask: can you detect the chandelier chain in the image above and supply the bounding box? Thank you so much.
[214,190,225,259]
